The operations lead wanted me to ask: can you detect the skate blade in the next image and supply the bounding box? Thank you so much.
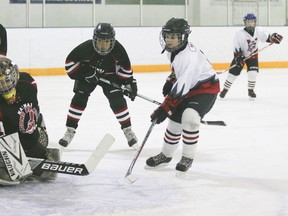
[175,170,187,178]
[130,143,139,151]
[249,97,256,101]
[144,163,170,170]
[125,174,139,184]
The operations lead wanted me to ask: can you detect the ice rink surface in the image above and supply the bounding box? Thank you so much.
[1,69,288,216]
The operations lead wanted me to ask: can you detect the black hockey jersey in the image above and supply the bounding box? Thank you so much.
[65,39,134,82]
[0,24,7,57]
[0,72,40,150]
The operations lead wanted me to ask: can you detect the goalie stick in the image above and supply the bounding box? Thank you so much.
[125,120,156,184]
[99,77,226,126]
[30,133,115,176]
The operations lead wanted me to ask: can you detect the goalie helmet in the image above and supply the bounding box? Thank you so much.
[0,57,19,105]
[92,23,116,56]
[160,17,191,53]
[243,13,257,33]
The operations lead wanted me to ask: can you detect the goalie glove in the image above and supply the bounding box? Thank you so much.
[123,78,138,101]
[268,33,283,44]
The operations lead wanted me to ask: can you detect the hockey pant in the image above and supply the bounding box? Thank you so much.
[66,79,132,129]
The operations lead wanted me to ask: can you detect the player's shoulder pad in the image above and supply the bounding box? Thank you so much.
[18,72,35,83]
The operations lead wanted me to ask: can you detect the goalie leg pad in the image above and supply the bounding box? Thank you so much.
[0,152,20,186]
[0,133,33,182]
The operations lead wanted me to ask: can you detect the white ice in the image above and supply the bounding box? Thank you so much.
[1,69,288,216]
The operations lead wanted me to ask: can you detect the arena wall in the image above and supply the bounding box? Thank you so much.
[5,26,288,76]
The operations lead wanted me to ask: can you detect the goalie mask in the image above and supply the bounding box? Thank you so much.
[160,18,191,53]
[0,57,19,105]
[92,23,116,56]
[243,13,256,34]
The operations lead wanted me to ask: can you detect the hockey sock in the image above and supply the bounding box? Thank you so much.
[223,73,237,90]
[162,120,181,157]
[247,70,257,90]
[181,109,200,159]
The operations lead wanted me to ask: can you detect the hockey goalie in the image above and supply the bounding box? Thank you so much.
[0,57,60,186]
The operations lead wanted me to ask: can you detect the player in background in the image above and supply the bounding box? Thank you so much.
[0,57,60,185]
[145,18,220,173]
[0,24,7,57]
[59,23,138,149]
[219,13,283,100]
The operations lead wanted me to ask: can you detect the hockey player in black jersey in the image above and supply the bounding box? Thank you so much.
[0,57,60,185]
[0,24,7,57]
[59,23,138,149]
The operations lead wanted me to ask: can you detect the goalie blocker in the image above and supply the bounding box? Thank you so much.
[0,133,114,186]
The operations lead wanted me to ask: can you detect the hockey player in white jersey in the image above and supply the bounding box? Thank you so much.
[145,18,220,173]
[219,13,283,100]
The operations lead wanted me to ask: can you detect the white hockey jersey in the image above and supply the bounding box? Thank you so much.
[166,42,219,99]
[233,27,270,57]
[161,42,220,114]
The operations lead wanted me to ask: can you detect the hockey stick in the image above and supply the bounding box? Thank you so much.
[29,133,115,176]
[125,120,156,184]
[99,77,160,105]
[216,43,273,75]
[99,77,226,126]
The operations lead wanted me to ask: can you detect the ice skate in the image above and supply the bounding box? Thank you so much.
[219,88,228,99]
[123,126,138,149]
[248,89,256,100]
[175,156,193,172]
[145,152,172,169]
[59,127,76,147]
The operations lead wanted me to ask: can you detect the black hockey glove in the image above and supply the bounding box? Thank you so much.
[85,71,99,84]
[162,81,173,97]
[162,71,176,97]
[233,48,245,68]
[150,106,169,124]
[268,33,283,44]
[123,78,138,101]
[84,68,100,84]
[235,55,245,68]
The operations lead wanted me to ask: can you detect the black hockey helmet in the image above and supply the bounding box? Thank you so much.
[92,23,116,56]
[160,17,191,53]
[0,57,19,104]
[243,13,256,33]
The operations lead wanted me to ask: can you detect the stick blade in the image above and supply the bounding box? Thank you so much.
[201,120,227,126]
[85,133,115,173]
[125,174,139,184]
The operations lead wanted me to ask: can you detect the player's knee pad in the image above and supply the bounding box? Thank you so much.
[182,108,201,131]
[226,73,237,82]
[166,120,182,134]
[247,70,258,82]
[73,80,95,95]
